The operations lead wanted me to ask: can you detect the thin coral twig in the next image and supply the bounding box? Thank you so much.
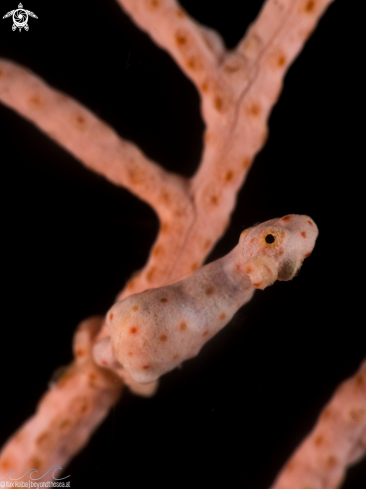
[270,358,366,489]
[0,60,191,223]
[0,318,123,482]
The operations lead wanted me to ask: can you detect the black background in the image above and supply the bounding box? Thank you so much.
[0,0,365,488]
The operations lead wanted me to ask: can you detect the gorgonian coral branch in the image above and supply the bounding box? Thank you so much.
[0,60,190,223]
[270,358,366,489]
[0,318,123,482]
[115,0,226,96]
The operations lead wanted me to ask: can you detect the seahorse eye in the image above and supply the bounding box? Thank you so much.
[265,233,276,244]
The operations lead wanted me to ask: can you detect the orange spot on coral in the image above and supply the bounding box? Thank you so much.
[128,352,133,356]
[128,167,145,185]
[356,374,365,387]
[201,82,208,92]
[127,279,135,290]
[150,0,160,7]
[75,115,86,129]
[202,330,208,337]
[249,103,261,116]
[0,69,3,77]
[282,215,291,221]
[76,348,84,357]
[253,282,261,287]
[205,287,214,296]
[160,334,168,342]
[245,266,253,274]
[243,157,251,169]
[314,434,324,446]
[285,461,295,473]
[219,313,227,320]
[28,457,42,471]
[225,171,234,181]
[153,245,164,256]
[89,373,97,381]
[176,9,185,17]
[210,195,219,205]
[214,96,223,111]
[29,95,42,108]
[322,408,331,420]
[132,305,139,311]
[204,239,211,250]
[349,408,365,423]
[161,222,169,233]
[147,267,156,282]
[191,262,198,271]
[179,321,187,331]
[277,55,286,67]
[305,0,315,12]
[187,58,200,70]
[161,191,172,204]
[142,365,150,370]
[173,354,179,360]
[326,455,337,468]
[307,220,313,226]
[160,297,168,303]
[301,231,307,238]
[58,419,71,430]
[176,33,187,45]
[1,458,12,469]
[110,313,114,321]
[130,327,138,334]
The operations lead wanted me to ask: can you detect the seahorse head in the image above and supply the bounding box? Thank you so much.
[238,215,318,289]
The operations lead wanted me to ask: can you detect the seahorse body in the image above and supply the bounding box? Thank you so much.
[105,215,318,383]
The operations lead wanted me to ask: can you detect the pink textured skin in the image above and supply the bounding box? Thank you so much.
[107,215,318,383]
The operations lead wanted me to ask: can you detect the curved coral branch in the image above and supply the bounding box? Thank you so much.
[270,358,366,489]
[0,317,123,482]
[0,60,190,223]
[115,0,226,97]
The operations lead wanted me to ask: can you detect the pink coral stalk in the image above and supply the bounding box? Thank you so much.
[270,358,366,489]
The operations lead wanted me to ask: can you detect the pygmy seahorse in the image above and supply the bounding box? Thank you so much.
[98,215,318,384]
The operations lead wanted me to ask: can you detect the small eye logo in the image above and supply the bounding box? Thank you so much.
[3,3,38,32]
